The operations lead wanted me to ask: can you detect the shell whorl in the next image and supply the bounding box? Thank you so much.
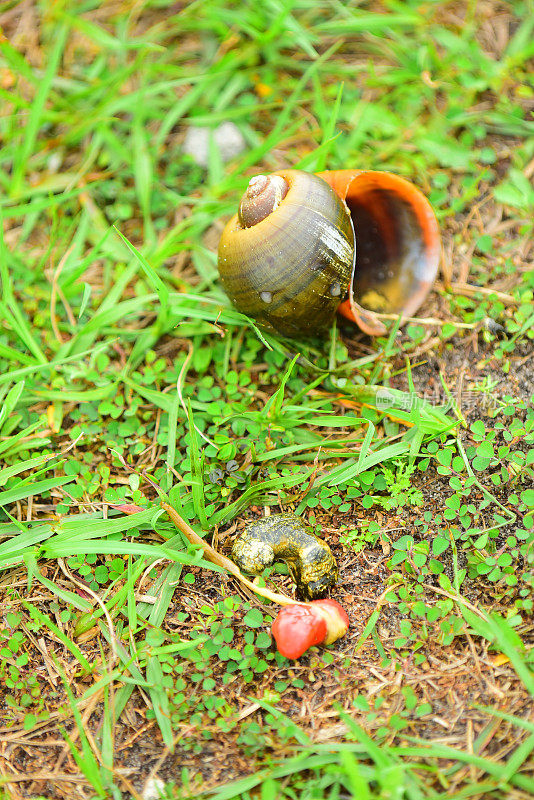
[238,175,289,228]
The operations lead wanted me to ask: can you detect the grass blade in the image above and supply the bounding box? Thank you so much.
[10,24,69,196]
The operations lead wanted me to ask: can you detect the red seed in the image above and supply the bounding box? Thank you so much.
[271,604,327,659]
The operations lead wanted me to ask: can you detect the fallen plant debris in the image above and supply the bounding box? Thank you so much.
[161,500,304,607]
[230,512,339,600]
[162,501,350,658]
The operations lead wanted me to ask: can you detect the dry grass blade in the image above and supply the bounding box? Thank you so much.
[161,501,304,606]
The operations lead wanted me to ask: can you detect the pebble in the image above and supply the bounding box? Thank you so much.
[182,121,245,167]
[142,777,165,800]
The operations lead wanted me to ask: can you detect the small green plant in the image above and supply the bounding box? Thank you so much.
[340,519,382,552]
[369,461,424,511]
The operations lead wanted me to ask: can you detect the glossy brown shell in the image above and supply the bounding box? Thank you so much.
[218,168,440,338]
[218,170,355,337]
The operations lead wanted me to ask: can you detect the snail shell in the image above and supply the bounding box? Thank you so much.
[219,170,355,338]
[231,512,338,601]
[218,168,440,337]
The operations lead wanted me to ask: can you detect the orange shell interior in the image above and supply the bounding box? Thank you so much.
[317,169,441,335]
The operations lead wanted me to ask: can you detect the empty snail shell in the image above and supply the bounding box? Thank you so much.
[218,168,440,337]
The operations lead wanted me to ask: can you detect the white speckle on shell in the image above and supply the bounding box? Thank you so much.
[260,291,273,303]
[329,281,341,297]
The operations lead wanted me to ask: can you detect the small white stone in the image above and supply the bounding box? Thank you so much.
[143,777,165,800]
[47,153,62,173]
[183,122,246,167]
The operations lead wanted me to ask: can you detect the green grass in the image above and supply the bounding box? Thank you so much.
[0,1,533,798]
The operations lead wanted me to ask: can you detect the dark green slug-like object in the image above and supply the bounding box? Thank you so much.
[231,513,338,600]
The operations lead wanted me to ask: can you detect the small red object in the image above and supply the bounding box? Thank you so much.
[271,599,349,659]
[271,605,327,659]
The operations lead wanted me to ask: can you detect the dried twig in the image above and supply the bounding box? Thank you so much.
[161,501,304,607]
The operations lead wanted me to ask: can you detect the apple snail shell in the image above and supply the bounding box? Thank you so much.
[217,168,440,337]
